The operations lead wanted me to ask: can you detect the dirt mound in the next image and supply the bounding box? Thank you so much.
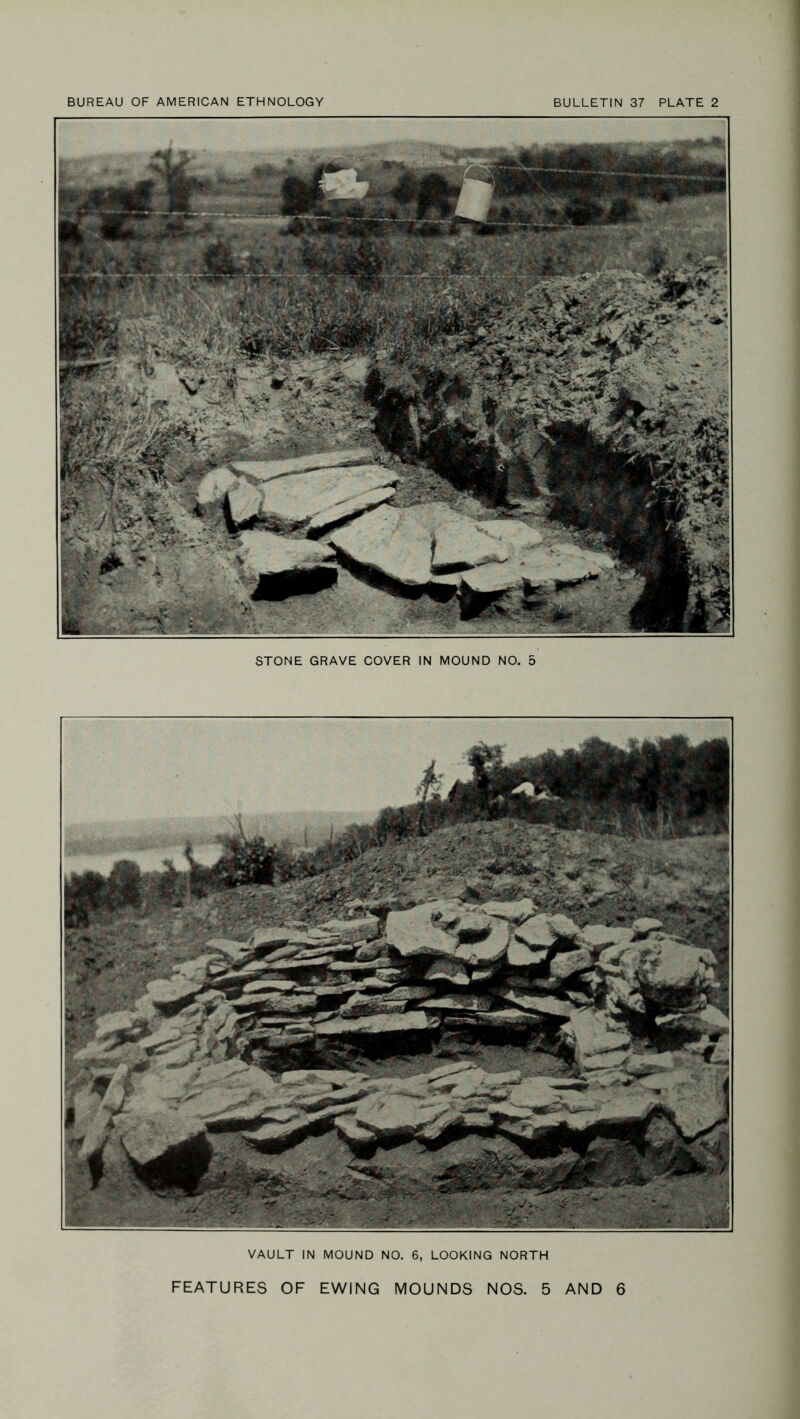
[367,260,729,631]
[65,823,730,1066]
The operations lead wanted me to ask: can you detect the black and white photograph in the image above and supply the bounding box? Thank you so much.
[63,717,731,1230]
[57,116,730,637]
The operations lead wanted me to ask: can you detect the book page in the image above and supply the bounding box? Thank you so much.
[2,2,795,1415]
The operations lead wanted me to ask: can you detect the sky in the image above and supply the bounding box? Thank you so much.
[57,115,725,161]
[63,718,730,826]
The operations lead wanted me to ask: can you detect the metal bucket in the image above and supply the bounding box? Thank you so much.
[455,163,494,222]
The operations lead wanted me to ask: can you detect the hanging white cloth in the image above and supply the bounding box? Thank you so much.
[319,168,369,200]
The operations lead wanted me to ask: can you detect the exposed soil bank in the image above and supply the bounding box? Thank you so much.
[367,260,729,632]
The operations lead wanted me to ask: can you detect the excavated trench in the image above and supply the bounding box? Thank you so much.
[367,350,718,633]
[541,427,691,632]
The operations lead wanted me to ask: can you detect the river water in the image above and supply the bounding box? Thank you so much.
[63,841,223,878]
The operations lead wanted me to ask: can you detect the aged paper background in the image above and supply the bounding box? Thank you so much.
[2,1,796,1414]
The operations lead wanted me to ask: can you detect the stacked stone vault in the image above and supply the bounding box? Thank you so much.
[68,897,729,1195]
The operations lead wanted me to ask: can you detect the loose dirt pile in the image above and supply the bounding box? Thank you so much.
[368,260,729,631]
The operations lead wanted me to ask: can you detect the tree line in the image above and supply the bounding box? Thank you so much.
[64,735,728,927]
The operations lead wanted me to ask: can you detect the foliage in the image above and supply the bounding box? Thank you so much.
[465,741,505,816]
[416,172,452,220]
[392,170,419,205]
[281,173,314,216]
[105,859,142,911]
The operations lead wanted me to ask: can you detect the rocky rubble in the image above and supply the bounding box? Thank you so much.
[68,894,729,1196]
[196,447,614,613]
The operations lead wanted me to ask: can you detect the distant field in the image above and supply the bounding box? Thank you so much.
[58,190,727,369]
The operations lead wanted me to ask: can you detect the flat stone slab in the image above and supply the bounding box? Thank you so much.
[454,917,509,966]
[307,485,397,534]
[243,1117,312,1152]
[328,504,444,588]
[552,542,615,570]
[515,914,558,949]
[478,519,544,553]
[579,925,635,952]
[660,1069,728,1140]
[507,940,551,969]
[490,986,573,1019]
[258,465,397,533]
[146,978,199,1012]
[206,938,252,963]
[520,547,600,590]
[422,993,496,1015]
[386,903,460,959]
[196,465,237,511]
[231,448,374,483]
[226,476,264,529]
[237,529,337,591]
[431,512,507,573]
[482,898,535,924]
[548,947,593,981]
[315,1011,435,1038]
[425,959,471,986]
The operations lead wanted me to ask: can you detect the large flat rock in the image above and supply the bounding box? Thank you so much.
[315,1011,435,1038]
[231,448,374,483]
[307,485,397,534]
[115,1107,212,1186]
[385,902,460,958]
[237,529,337,593]
[226,477,264,530]
[478,519,543,554]
[328,504,445,588]
[258,465,397,533]
[431,512,507,573]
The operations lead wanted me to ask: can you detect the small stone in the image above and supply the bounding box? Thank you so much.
[456,911,492,943]
[507,941,550,969]
[481,898,534,923]
[454,917,508,966]
[425,959,471,986]
[146,978,199,1012]
[548,948,593,980]
[515,914,557,949]
[632,917,663,938]
[243,1117,311,1152]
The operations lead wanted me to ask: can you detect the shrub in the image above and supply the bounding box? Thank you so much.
[607,195,639,224]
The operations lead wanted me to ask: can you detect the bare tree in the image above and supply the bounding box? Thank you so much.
[415,758,444,835]
[148,140,195,214]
